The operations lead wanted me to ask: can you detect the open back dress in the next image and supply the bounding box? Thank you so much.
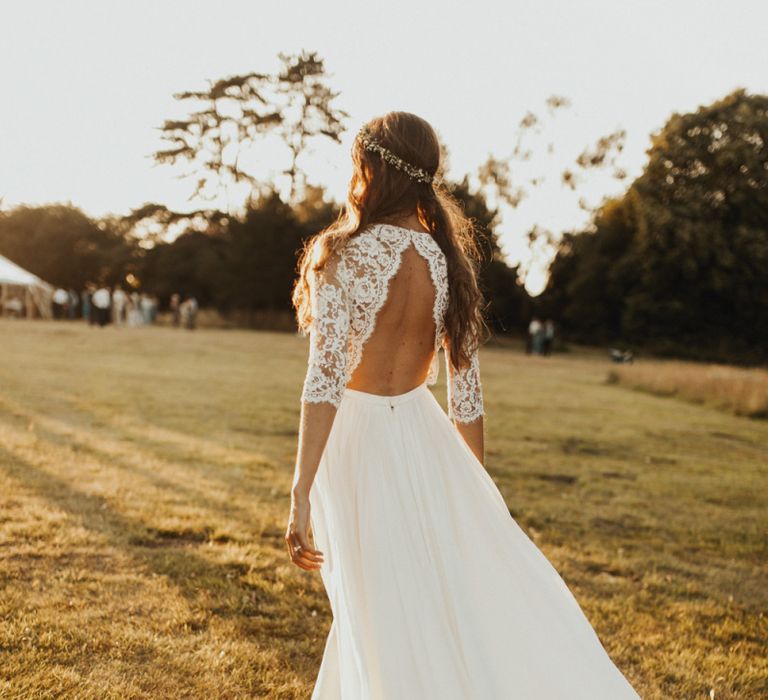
[300,222,639,699]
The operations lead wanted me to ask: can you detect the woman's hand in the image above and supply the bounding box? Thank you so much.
[288,401,336,571]
[285,491,324,571]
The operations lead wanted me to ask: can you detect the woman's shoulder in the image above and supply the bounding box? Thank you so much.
[349,222,440,250]
[313,222,443,271]
[328,223,395,259]
[309,225,375,254]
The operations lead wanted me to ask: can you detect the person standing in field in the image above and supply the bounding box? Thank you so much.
[81,284,94,324]
[543,318,555,356]
[286,111,639,699]
[170,293,181,327]
[112,285,127,326]
[149,294,159,324]
[181,296,198,330]
[140,293,154,325]
[91,285,111,327]
[52,287,69,319]
[527,316,542,354]
[67,289,79,319]
[127,291,143,326]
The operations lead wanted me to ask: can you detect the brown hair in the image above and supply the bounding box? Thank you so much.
[291,111,489,371]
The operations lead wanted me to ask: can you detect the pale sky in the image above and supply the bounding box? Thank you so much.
[1,0,766,293]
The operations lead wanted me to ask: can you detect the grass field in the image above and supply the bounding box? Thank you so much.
[0,320,766,699]
[608,361,768,419]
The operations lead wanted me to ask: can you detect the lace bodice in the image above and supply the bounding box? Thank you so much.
[300,223,484,423]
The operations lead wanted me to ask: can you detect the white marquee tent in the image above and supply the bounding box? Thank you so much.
[0,254,53,319]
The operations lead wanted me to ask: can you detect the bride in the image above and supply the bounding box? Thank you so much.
[287,111,640,699]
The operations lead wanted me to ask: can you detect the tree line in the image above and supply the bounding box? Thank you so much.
[0,179,528,334]
[540,90,768,364]
[0,47,764,364]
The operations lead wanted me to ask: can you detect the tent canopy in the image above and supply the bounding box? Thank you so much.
[0,254,54,319]
[0,254,52,290]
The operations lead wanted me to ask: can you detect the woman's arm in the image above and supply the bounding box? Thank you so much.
[454,414,484,465]
[286,251,349,572]
[292,403,337,497]
[444,340,486,465]
[287,402,337,571]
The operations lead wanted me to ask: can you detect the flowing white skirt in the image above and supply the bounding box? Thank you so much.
[309,382,640,699]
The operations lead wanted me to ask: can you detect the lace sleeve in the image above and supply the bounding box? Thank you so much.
[300,252,350,408]
[444,337,485,423]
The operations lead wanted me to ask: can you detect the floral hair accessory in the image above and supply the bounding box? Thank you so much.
[356,126,436,184]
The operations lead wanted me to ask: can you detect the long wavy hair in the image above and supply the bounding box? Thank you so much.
[291,111,489,371]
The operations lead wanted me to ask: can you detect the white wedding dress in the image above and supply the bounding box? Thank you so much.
[300,223,640,699]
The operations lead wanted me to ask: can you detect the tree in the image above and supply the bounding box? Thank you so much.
[217,192,307,311]
[0,204,135,288]
[153,72,279,207]
[276,52,348,202]
[138,230,227,307]
[134,186,338,318]
[475,95,629,288]
[153,52,348,211]
[543,89,768,363]
[543,194,640,340]
[448,177,529,333]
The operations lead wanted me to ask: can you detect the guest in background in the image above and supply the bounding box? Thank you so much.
[112,285,128,326]
[527,317,543,355]
[140,293,154,325]
[149,294,159,324]
[127,291,143,327]
[81,284,94,324]
[181,295,198,330]
[170,293,181,327]
[67,289,80,319]
[52,287,69,319]
[543,319,555,356]
[91,285,111,327]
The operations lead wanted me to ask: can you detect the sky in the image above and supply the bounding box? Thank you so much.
[1,0,766,293]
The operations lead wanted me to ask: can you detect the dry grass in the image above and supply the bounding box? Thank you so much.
[0,319,766,699]
[607,361,768,419]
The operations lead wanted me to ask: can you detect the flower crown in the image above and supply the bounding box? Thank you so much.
[356,126,436,185]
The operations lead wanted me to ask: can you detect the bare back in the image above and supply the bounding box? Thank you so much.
[300,222,483,425]
[347,243,437,394]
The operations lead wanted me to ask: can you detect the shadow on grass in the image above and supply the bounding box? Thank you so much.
[0,443,325,687]
[0,393,288,528]
[37,420,277,539]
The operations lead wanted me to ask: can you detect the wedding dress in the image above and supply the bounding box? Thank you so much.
[300,223,640,699]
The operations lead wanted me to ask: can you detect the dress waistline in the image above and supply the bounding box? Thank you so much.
[343,381,429,406]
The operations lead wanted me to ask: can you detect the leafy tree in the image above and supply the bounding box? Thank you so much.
[543,194,640,340]
[543,89,768,363]
[134,186,338,317]
[449,177,529,333]
[293,184,339,231]
[217,192,307,311]
[476,95,628,282]
[0,204,134,288]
